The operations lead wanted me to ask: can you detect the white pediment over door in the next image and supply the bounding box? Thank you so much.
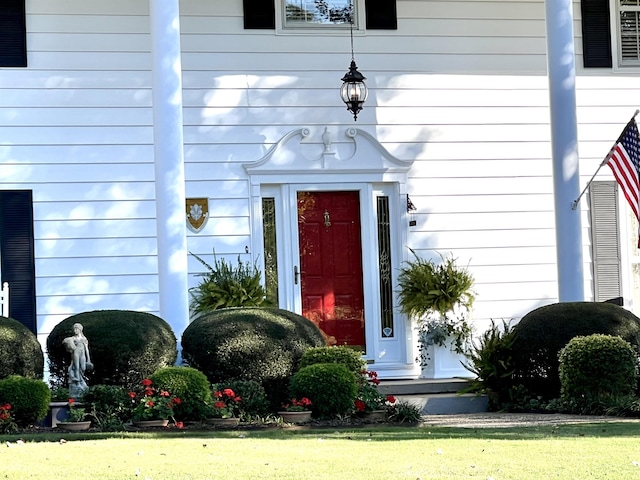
[243,127,413,185]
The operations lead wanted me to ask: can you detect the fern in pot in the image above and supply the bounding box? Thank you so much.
[397,249,476,371]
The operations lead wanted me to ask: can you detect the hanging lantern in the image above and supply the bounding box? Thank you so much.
[340,60,368,121]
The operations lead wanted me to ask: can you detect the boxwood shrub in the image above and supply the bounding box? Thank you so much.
[559,334,638,413]
[181,307,325,409]
[289,363,358,418]
[0,316,44,379]
[510,302,640,399]
[47,310,177,389]
[0,375,50,426]
[150,366,212,421]
[298,346,366,374]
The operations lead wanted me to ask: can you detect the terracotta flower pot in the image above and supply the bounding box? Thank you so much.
[206,417,240,428]
[133,419,170,428]
[278,411,312,423]
[57,421,91,431]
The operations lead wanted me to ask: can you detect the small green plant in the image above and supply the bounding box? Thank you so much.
[289,363,358,418]
[397,250,475,367]
[212,380,270,419]
[0,402,18,434]
[387,399,423,423]
[280,397,312,412]
[558,334,638,414]
[209,388,242,418]
[463,319,517,410]
[298,346,366,374]
[66,397,87,422]
[83,384,133,431]
[0,375,51,426]
[189,251,268,313]
[354,370,395,414]
[129,379,182,421]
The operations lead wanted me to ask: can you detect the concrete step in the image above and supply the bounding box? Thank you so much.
[395,393,489,415]
[378,378,488,415]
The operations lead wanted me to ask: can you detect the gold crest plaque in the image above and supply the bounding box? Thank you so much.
[186,198,209,233]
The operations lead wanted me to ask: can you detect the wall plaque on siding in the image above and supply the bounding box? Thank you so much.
[186,198,209,233]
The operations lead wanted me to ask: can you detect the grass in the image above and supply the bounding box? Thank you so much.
[2,422,640,479]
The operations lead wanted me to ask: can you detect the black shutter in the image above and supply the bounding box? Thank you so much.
[244,0,276,29]
[0,191,37,333]
[365,0,397,30]
[0,0,27,67]
[581,0,612,68]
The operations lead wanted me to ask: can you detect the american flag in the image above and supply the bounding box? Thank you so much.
[606,119,640,245]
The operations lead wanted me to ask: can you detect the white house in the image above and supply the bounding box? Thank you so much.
[0,0,638,379]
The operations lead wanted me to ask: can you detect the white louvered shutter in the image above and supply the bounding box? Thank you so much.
[589,181,622,301]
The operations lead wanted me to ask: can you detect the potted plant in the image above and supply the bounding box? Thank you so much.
[354,370,395,420]
[57,397,91,431]
[278,397,313,423]
[129,379,181,428]
[397,249,476,378]
[206,388,242,427]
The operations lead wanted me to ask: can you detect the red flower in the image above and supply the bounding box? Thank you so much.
[146,400,155,408]
[355,399,366,412]
[159,390,170,397]
[128,392,136,399]
[0,413,9,420]
[222,388,235,397]
[386,395,396,404]
[233,396,242,403]
[214,401,226,409]
[172,397,182,405]
[214,390,222,398]
[141,378,153,387]
[0,404,10,411]
[68,398,76,405]
[175,421,184,429]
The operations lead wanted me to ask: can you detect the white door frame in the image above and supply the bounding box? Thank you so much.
[244,126,419,378]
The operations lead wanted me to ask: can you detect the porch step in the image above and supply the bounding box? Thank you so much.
[378,378,488,415]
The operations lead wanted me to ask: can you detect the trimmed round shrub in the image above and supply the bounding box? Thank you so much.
[47,310,177,389]
[510,302,640,399]
[289,363,358,418]
[0,316,44,379]
[82,384,133,431]
[182,307,325,408]
[150,366,212,421]
[0,375,50,426]
[211,380,270,418]
[559,334,638,411]
[298,346,366,374]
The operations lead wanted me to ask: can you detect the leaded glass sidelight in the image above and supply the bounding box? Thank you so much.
[262,198,278,305]
[376,196,393,337]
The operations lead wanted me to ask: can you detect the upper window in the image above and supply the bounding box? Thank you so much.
[243,0,397,31]
[0,0,27,68]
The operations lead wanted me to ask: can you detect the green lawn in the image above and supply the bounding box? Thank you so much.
[2,423,640,479]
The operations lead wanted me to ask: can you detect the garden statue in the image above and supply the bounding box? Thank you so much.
[62,323,93,398]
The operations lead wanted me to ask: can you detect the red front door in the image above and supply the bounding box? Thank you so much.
[297,191,365,349]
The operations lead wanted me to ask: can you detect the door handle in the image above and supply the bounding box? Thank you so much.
[294,265,299,285]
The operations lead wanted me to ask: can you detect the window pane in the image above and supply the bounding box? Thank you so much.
[284,0,353,26]
[620,11,640,60]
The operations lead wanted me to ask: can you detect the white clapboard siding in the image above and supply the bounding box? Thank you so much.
[3,0,636,333]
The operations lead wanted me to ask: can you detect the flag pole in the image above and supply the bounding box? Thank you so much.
[571,109,640,210]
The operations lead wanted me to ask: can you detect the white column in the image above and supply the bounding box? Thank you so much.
[545,0,585,301]
[149,0,190,351]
